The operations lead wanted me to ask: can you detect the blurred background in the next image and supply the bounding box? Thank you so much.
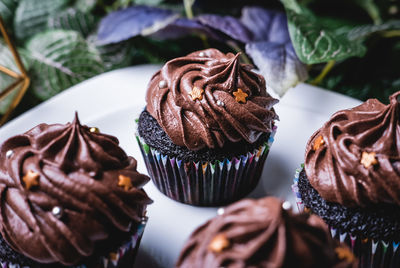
[1,0,399,123]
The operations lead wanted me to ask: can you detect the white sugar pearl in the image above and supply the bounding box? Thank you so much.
[216,100,225,107]
[52,206,63,218]
[158,80,167,88]
[282,201,292,211]
[6,150,13,159]
[217,207,225,215]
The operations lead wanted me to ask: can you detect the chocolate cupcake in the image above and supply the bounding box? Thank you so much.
[137,48,278,206]
[292,92,400,267]
[0,114,152,267]
[176,197,357,267]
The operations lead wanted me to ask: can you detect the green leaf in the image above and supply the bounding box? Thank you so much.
[14,0,69,41]
[74,0,97,13]
[135,0,164,5]
[348,20,400,40]
[282,0,367,64]
[183,0,195,18]
[0,0,19,27]
[25,30,105,100]
[48,8,97,38]
[87,34,133,71]
[0,40,30,114]
[318,37,400,103]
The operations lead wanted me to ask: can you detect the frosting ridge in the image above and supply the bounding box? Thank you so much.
[176,197,356,268]
[305,91,400,207]
[146,48,278,150]
[0,114,152,265]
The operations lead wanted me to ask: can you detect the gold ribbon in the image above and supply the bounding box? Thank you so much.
[0,16,30,126]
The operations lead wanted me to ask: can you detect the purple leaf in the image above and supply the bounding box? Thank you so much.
[241,7,290,43]
[97,5,178,45]
[150,18,222,41]
[196,14,253,43]
[246,41,308,96]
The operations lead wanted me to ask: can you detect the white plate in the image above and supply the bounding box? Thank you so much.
[0,65,362,267]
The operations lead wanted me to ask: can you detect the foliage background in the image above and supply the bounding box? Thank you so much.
[0,0,399,121]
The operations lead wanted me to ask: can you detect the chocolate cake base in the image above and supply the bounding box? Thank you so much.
[137,109,271,162]
[298,168,400,241]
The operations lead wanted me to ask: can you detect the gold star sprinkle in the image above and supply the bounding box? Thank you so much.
[89,127,99,133]
[335,247,355,263]
[23,170,40,190]
[208,234,230,253]
[118,175,133,191]
[313,135,325,151]
[189,86,204,101]
[233,88,248,103]
[361,151,378,168]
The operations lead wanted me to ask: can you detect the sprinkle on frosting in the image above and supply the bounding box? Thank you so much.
[158,80,167,88]
[360,151,378,168]
[189,86,204,101]
[233,88,248,103]
[208,234,230,253]
[0,113,152,265]
[313,135,325,151]
[145,48,278,151]
[118,174,133,190]
[51,206,63,219]
[5,150,13,159]
[176,197,357,268]
[22,170,40,190]
[305,91,400,207]
[89,127,99,133]
[335,247,355,263]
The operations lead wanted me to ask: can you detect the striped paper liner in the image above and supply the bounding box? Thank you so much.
[137,126,277,206]
[292,164,305,212]
[292,166,400,267]
[0,221,147,268]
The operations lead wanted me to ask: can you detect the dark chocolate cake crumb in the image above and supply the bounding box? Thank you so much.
[298,168,400,241]
[0,234,43,267]
[137,109,271,162]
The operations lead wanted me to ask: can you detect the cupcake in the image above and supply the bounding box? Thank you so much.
[292,92,400,267]
[0,114,152,267]
[137,48,278,206]
[176,196,358,267]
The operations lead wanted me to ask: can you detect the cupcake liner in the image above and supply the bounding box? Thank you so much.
[329,228,400,268]
[0,220,147,268]
[292,164,305,212]
[137,126,277,206]
[292,165,400,267]
[99,220,147,268]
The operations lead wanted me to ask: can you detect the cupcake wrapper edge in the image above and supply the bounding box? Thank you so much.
[137,126,277,206]
[291,164,400,268]
[0,222,147,268]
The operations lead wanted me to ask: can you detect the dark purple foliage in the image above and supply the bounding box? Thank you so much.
[149,18,221,40]
[97,5,177,45]
[96,4,307,94]
[240,7,290,43]
[196,14,253,43]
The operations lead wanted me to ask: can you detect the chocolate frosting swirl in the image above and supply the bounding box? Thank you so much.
[0,114,152,265]
[146,48,278,151]
[305,92,400,207]
[176,197,357,268]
